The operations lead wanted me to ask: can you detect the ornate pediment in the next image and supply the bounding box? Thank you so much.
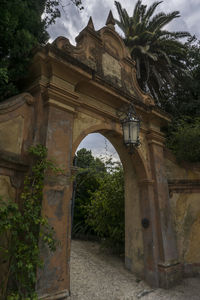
[52,11,155,106]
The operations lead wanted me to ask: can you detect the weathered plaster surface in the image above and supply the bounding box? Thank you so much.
[139,132,149,163]
[73,111,102,145]
[102,53,122,86]
[165,153,200,270]
[0,116,24,154]
[125,168,144,275]
[0,175,16,200]
[165,157,200,180]
[170,193,200,264]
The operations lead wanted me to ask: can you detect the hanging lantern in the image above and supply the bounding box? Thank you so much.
[120,103,140,153]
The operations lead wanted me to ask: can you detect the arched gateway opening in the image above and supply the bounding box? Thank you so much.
[72,130,147,278]
[71,133,122,242]
[0,11,183,300]
[70,132,145,288]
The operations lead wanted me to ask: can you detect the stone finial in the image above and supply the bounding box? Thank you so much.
[87,16,95,30]
[106,10,115,29]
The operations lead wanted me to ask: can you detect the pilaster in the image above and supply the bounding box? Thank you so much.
[36,97,75,298]
[147,131,182,287]
[139,179,159,287]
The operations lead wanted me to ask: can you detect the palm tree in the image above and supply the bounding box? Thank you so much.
[114,1,191,103]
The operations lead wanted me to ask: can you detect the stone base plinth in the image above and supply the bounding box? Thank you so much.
[158,262,182,288]
[38,289,69,300]
[184,263,200,277]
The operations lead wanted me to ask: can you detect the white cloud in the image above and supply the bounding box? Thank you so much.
[77,133,120,162]
[48,0,200,44]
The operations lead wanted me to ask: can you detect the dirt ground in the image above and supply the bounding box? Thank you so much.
[68,239,200,300]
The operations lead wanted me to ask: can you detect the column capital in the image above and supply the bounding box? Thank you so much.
[147,131,166,147]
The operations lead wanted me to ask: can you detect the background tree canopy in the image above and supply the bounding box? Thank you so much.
[0,0,83,102]
[86,163,125,252]
[162,38,200,163]
[161,38,200,118]
[72,148,125,252]
[72,148,106,236]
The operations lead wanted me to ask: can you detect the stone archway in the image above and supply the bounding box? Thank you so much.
[0,11,184,300]
[72,128,148,279]
[71,124,160,289]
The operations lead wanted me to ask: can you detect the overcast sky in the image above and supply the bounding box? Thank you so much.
[48,0,200,43]
[47,0,200,158]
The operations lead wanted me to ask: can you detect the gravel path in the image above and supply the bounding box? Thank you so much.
[69,239,200,300]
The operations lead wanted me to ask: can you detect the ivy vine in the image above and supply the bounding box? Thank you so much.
[0,145,62,299]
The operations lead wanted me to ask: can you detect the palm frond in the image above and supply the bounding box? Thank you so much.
[144,56,150,82]
[114,19,126,33]
[136,57,141,79]
[157,49,171,65]
[140,3,147,21]
[144,1,162,23]
[115,1,190,101]
[160,30,191,39]
[132,0,142,24]
[152,65,163,88]
[148,11,180,32]
[114,1,130,32]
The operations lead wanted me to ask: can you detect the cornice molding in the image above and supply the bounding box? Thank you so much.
[168,179,200,195]
[147,131,166,147]
[0,150,28,172]
[0,93,35,114]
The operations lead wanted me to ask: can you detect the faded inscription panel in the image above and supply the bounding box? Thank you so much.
[0,116,24,154]
[102,53,121,83]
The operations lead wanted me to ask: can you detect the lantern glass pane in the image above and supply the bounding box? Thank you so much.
[123,122,130,144]
[129,121,138,143]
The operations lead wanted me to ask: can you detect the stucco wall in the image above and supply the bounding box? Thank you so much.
[164,150,200,274]
[0,93,34,296]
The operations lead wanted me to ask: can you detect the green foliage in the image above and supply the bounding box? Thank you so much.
[161,38,200,117]
[70,0,84,10]
[114,1,191,102]
[72,148,125,252]
[166,117,200,162]
[0,0,84,102]
[0,0,57,101]
[75,148,106,170]
[72,171,100,237]
[0,145,61,299]
[72,149,105,237]
[85,163,125,253]
[162,39,200,162]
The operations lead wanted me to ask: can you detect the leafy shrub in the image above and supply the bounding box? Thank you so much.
[166,117,200,162]
[85,163,125,253]
[72,149,125,252]
[72,171,100,237]
[0,145,61,299]
[72,149,105,238]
